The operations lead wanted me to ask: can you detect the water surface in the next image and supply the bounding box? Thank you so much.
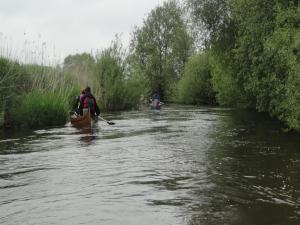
[0,106,299,225]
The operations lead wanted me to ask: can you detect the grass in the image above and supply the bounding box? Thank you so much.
[12,91,70,127]
[0,38,143,128]
[0,111,3,128]
[0,59,79,128]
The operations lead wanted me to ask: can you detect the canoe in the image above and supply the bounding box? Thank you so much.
[150,102,164,110]
[70,110,91,128]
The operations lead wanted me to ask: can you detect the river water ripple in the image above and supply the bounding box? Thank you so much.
[0,106,300,225]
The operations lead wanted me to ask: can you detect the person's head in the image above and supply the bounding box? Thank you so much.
[81,89,85,95]
[153,91,159,96]
[85,86,91,93]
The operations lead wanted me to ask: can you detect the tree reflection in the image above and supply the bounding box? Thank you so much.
[187,110,300,225]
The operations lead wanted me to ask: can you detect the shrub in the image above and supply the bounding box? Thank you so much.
[0,57,31,126]
[175,53,215,105]
[94,39,143,111]
[11,91,69,127]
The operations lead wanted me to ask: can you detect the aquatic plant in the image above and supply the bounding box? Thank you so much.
[11,91,69,127]
[0,58,79,128]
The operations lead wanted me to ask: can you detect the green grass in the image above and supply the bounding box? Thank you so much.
[0,111,4,128]
[11,91,69,128]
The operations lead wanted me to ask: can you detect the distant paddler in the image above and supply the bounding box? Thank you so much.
[150,91,162,110]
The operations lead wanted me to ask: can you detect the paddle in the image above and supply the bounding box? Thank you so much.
[98,115,115,125]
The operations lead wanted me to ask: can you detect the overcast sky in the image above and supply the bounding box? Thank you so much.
[0,0,166,63]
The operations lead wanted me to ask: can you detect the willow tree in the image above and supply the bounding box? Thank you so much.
[130,0,193,100]
[186,0,247,107]
[188,0,300,130]
[63,53,95,86]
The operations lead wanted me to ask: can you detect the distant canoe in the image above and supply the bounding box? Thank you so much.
[150,101,164,110]
[70,110,91,128]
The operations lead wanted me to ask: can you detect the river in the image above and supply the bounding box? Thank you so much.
[0,106,299,225]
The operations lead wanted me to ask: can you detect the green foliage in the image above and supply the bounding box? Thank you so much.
[0,56,79,128]
[95,48,125,111]
[64,53,95,68]
[175,53,215,105]
[0,57,26,102]
[230,0,300,129]
[188,0,300,130]
[259,4,300,129]
[123,74,148,110]
[94,39,142,111]
[210,54,244,107]
[0,57,31,126]
[0,111,3,128]
[11,91,69,128]
[187,0,236,52]
[1,0,298,131]
[130,0,193,100]
[63,53,95,86]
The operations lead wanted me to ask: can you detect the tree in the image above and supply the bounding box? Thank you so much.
[63,53,95,86]
[187,0,248,107]
[94,49,125,111]
[187,0,300,130]
[176,52,215,105]
[130,0,193,100]
[187,0,236,52]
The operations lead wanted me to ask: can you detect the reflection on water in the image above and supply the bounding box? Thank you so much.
[73,124,100,145]
[0,106,299,225]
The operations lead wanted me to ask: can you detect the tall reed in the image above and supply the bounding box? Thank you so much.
[12,91,69,127]
[0,34,78,128]
[1,62,79,128]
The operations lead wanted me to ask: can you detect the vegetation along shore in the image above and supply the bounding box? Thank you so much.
[0,0,299,131]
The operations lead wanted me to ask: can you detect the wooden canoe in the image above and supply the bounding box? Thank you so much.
[70,110,91,128]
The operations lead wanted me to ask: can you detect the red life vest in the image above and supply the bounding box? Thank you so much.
[151,99,160,107]
[83,95,95,112]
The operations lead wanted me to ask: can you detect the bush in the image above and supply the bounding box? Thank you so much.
[0,57,31,126]
[94,48,126,111]
[209,54,251,108]
[94,40,143,111]
[257,5,300,130]
[0,58,22,98]
[175,53,215,105]
[11,91,69,127]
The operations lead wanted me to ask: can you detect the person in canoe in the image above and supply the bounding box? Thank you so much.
[72,89,85,115]
[151,91,161,110]
[79,86,100,118]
